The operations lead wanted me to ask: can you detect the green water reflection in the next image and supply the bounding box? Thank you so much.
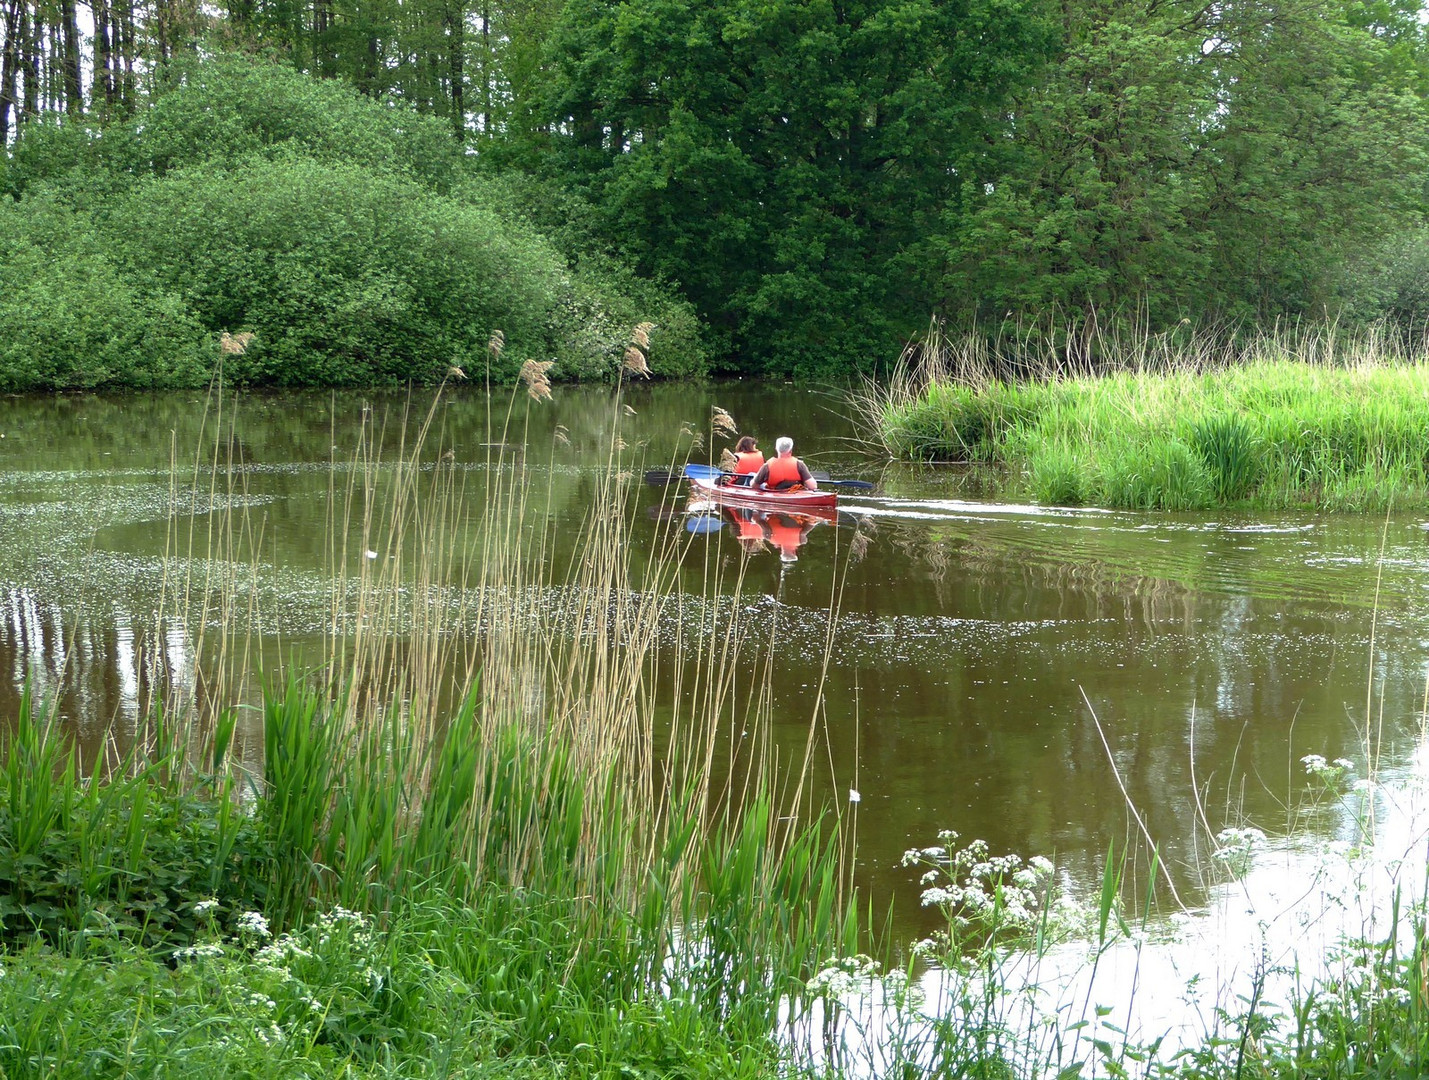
[1,384,1426,941]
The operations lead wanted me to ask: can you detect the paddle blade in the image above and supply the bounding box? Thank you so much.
[682,464,726,483]
[686,514,723,534]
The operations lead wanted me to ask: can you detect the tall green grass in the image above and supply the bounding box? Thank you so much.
[0,366,860,1076]
[864,321,1429,511]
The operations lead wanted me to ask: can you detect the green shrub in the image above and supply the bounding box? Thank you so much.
[101,158,570,386]
[0,199,208,391]
[1,55,709,390]
[2,53,463,202]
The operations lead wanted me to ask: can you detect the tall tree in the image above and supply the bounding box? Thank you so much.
[0,0,21,141]
[59,0,80,113]
[938,0,1429,330]
[535,0,1054,374]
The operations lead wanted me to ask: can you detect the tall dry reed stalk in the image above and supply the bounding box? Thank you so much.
[135,354,853,947]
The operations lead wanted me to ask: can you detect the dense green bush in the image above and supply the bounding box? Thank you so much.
[0,54,708,391]
[1,54,463,202]
[102,158,571,385]
[1336,230,1429,336]
[0,199,209,390]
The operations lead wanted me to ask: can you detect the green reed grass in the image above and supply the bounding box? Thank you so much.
[1,364,861,1077]
[870,351,1429,512]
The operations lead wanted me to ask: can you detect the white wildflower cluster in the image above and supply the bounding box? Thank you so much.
[315,906,369,935]
[236,910,272,941]
[912,937,939,960]
[192,898,220,918]
[902,831,1057,954]
[255,936,316,969]
[805,954,882,998]
[1211,826,1266,876]
[174,941,226,962]
[1302,753,1359,796]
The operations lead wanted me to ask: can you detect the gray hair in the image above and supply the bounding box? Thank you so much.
[775,436,794,455]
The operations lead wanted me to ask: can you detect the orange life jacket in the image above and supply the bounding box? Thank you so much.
[734,451,765,475]
[763,455,804,489]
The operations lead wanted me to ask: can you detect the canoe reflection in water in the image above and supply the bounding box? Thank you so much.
[725,505,839,563]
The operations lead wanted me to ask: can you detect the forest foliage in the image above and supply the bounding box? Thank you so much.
[4,0,1429,386]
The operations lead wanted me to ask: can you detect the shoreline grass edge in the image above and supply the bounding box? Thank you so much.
[868,327,1429,513]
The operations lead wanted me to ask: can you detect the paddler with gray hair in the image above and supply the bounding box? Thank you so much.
[752,436,818,492]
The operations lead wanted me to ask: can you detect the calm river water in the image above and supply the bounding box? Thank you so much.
[2,383,1428,967]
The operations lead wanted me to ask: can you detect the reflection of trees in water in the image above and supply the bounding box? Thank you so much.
[0,588,210,772]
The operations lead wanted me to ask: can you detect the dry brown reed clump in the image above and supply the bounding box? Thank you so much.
[623,321,656,378]
[219,331,255,355]
[519,359,555,402]
[711,406,737,439]
[623,346,651,378]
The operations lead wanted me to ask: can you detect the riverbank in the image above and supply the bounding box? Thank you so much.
[6,692,1429,1078]
[0,685,855,1079]
[871,352,1429,512]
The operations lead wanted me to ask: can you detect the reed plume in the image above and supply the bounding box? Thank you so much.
[623,345,651,378]
[519,359,555,402]
[219,331,255,356]
[712,406,737,439]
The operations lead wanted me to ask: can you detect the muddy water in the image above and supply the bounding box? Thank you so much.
[2,384,1428,948]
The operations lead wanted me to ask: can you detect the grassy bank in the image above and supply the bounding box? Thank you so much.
[0,685,851,1079]
[869,325,1429,512]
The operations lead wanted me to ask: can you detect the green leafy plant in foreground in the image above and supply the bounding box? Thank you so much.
[0,688,269,950]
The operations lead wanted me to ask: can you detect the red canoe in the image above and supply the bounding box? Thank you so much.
[686,471,839,511]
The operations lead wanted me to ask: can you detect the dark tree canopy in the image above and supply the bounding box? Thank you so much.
[3,0,1429,384]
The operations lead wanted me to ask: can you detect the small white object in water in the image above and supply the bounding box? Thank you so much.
[366,550,378,559]
[849,789,861,803]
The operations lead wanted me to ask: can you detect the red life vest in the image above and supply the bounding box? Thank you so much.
[763,455,804,489]
[734,451,765,475]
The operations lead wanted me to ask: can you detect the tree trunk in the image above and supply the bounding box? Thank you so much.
[93,0,115,112]
[118,0,135,109]
[0,0,22,142]
[482,0,492,137]
[446,0,464,141]
[20,2,39,122]
[59,0,80,114]
[313,0,331,77]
